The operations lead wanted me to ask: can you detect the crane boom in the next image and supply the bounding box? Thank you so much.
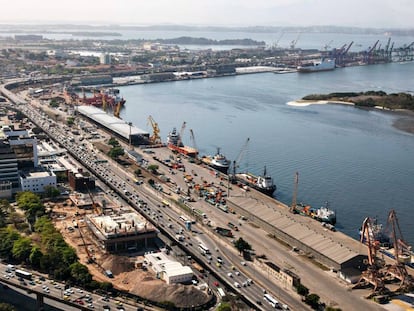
[147,115,161,144]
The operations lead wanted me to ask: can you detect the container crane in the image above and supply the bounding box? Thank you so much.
[147,115,161,144]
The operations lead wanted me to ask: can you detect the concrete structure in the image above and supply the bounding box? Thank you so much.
[256,258,301,288]
[76,105,149,146]
[19,171,57,193]
[100,53,111,65]
[144,252,193,284]
[68,169,95,192]
[86,212,158,253]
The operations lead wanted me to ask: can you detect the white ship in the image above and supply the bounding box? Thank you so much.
[297,58,336,73]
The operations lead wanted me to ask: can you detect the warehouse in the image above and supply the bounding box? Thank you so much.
[76,105,149,145]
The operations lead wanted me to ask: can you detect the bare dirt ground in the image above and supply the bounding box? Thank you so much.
[51,199,210,308]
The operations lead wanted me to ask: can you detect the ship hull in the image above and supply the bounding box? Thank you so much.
[234,174,276,197]
[168,143,198,158]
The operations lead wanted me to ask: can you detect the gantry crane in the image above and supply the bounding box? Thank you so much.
[384,209,413,291]
[354,217,386,296]
[147,115,161,144]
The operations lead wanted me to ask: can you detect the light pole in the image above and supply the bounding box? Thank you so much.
[128,121,132,150]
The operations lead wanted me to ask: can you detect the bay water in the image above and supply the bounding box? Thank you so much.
[117,61,414,245]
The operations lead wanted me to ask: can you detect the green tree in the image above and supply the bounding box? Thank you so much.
[0,227,20,260]
[16,191,45,224]
[234,237,252,255]
[66,116,75,126]
[49,99,59,108]
[29,246,43,268]
[108,146,124,159]
[69,262,92,285]
[147,164,159,174]
[304,293,320,309]
[217,302,232,311]
[296,283,309,297]
[134,169,142,176]
[0,303,17,311]
[44,185,60,199]
[107,137,119,147]
[12,236,32,263]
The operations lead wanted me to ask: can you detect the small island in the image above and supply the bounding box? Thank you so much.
[298,91,414,134]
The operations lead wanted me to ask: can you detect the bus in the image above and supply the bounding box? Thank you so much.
[264,294,279,308]
[217,287,226,298]
[198,243,210,255]
[192,208,206,218]
[15,269,32,280]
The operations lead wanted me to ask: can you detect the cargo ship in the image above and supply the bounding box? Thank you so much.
[295,202,336,225]
[234,166,276,197]
[167,127,198,158]
[64,87,126,107]
[297,58,335,73]
[201,148,231,173]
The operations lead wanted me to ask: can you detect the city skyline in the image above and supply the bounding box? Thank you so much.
[1,0,413,29]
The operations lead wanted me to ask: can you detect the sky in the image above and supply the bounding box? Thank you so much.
[1,0,413,29]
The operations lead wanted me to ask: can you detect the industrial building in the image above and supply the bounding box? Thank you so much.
[76,105,149,146]
[19,171,56,193]
[86,212,158,253]
[144,251,193,284]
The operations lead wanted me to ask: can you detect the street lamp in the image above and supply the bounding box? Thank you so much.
[128,121,132,149]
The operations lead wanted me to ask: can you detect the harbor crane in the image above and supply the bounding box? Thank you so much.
[354,217,386,296]
[290,172,299,213]
[189,129,198,153]
[177,121,187,147]
[290,33,301,50]
[229,137,250,182]
[147,115,161,144]
[384,209,413,291]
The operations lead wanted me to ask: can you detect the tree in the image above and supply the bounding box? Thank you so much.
[147,164,159,174]
[12,236,32,263]
[29,246,43,268]
[49,99,59,108]
[234,237,252,255]
[15,191,45,224]
[304,293,320,309]
[108,146,124,159]
[107,137,119,147]
[69,262,92,285]
[44,185,60,199]
[0,303,17,311]
[217,302,232,311]
[0,227,20,260]
[134,169,142,177]
[296,283,309,297]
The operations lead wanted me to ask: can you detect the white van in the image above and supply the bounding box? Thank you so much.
[234,282,241,288]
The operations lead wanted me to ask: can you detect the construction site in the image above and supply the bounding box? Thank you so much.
[50,185,210,308]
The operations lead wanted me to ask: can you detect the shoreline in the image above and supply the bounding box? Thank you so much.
[288,99,414,135]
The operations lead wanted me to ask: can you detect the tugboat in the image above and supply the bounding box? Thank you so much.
[235,166,276,197]
[201,148,231,174]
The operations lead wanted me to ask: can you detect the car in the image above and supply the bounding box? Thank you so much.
[256,300,262,306]
[241,261,246,266]
[234,282,241,288]
[213,281,219,287]
[235,271,240,276]
[227,273,233,278]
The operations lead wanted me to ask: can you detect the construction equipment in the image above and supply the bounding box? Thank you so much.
[84,182,101,215]
[147,115,161,144]
[384,209,413,291]
[354,217,386,296]
[290,172,299,213]
[101,88,107,112]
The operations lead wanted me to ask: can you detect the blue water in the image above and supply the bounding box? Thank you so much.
[116,62,414,245]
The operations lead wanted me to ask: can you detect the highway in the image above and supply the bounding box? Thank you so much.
[12,91,295,309]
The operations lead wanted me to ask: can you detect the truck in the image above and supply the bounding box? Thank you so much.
[192,262,205,273]
[15,269,32,280]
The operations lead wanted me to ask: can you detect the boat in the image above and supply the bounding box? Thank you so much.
[64,87,126,107]
[201,148,231,173]
[297,58,336,73]
[167,127,198,158]
[358,217,391,248]
[295,202,336,225]
[234,166,276,197]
